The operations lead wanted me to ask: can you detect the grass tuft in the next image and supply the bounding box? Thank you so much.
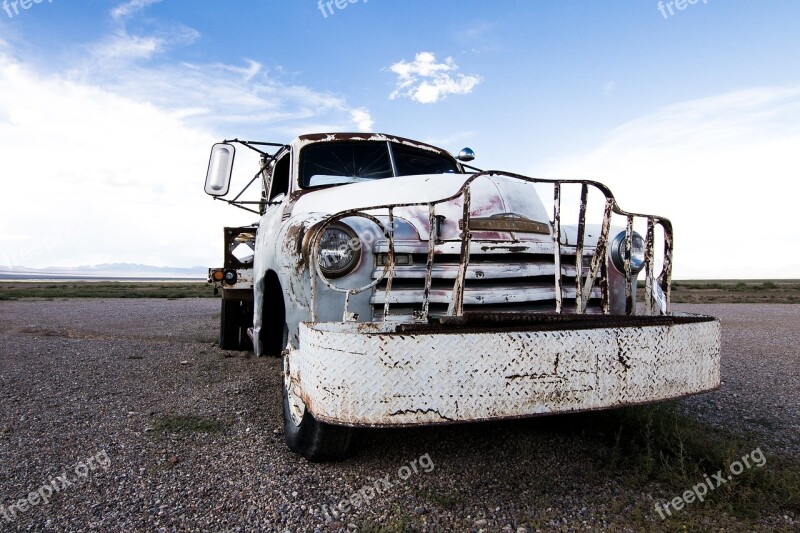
[575,403,800,519]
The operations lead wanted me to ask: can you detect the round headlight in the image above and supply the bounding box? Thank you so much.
[611,230,645,274]
[317,224,360,278]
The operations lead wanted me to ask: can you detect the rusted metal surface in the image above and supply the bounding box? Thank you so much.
[421,204,436,318]
[208,227,256,294]
[553,183,563,314]
[305,171,674,322]
[586,198,613,314]
[223,226,257,270]
[644,218,656,315]
[575,183,588,313]
[288,315,721,427]
[383,208,395,321]
[398,312,714,334]
[624,215,634,315]
[296,132,456,158]
[448,186,471,316]
[310,216,379,322]
[661,220,674,314]
[458,214,550,234]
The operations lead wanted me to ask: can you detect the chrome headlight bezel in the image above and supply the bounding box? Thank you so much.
[316,223,361,279]
[610,230,645,274]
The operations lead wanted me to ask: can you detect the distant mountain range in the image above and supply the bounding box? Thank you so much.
[0,263,207,280]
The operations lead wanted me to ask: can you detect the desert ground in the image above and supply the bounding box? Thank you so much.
[0,297,797,532]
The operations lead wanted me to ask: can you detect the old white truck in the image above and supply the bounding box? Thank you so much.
[204,133,720,461]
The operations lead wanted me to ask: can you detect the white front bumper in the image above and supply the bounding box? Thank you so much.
[288,314,720,427]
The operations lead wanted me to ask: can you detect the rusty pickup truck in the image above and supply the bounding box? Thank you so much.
[204,132,720,461]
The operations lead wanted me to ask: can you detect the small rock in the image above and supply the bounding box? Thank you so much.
[180,360,190,366]
[168,456,179,465]
[144,427,155,433]
[1,425,9,434]
[475,519,488,528]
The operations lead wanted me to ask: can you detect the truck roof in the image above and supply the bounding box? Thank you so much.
[292,132,453,158]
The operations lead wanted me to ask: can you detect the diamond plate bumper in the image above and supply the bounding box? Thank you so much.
[288,313,720,427]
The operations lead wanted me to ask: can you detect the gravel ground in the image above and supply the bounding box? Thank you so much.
[0,300,797,532]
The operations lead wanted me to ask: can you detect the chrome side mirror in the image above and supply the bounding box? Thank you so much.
[204,143,236,196]
[457,147,475,162]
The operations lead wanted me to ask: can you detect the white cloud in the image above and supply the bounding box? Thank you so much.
[92,0,198,62]
[388,52,482,104]
[92,33,163,61]
[0,52,222,268]
[538,86,800,279]
[0,1,375,269]
[110,0,161,22]
[350,108,374,132]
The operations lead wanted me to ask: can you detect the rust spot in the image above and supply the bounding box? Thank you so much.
[388,408,455,422]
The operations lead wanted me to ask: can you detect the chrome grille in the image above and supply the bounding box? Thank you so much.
[370,241,603,320]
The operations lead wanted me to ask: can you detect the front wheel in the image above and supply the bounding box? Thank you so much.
[282,341,354,461]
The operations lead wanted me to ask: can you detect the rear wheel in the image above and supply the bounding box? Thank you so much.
[219,299,252,350]
[220,299,240,349]
[281,325,354,461]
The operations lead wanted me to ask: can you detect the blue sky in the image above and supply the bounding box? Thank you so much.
[1,0,799,277]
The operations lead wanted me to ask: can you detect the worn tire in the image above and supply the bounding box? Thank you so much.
[260,281,287,357]
[219,299,242,350]
[281,333,354,461]
[239,301,254,351]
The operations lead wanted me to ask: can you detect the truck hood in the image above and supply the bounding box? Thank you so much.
[291,173,472,214]
[290,173,554,241]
